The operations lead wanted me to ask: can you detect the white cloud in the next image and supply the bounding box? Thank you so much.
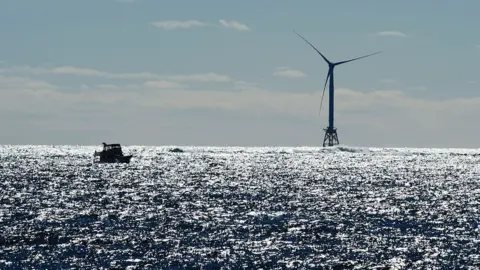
[52,66,107,77]
[144,80,185,89]
[3,74,480,147]
[1,65,160,79]
[0,76,63,115]
[0,75,314,116]
[150,19,250,32]
[0,75,56,90]
[219,20,250,31]
[0,65,232,83]
[2,75,478,119]
[96,84,119,90]
[373,31,409,38]
[151,20,209,30]
[167,72,231,82]
[233,80,261,91]
[273,67,306,78]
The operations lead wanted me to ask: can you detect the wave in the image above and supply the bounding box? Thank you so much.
[1,145,480,157]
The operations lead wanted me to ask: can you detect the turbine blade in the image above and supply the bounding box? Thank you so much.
[293,30,331,65]
[335,51,382,65]
[319,70,331,117]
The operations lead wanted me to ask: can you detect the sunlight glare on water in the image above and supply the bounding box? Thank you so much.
[1,145,480,269]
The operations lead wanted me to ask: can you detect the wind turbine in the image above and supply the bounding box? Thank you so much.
[294,31,381,147]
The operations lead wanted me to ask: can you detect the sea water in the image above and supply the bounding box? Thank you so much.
[1,145,479,269]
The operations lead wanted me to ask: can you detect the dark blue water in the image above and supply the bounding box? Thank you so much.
[1,145,480,269]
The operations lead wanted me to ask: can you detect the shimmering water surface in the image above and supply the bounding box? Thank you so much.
[1,145,480,269]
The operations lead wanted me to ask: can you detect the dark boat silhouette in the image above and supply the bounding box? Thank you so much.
[93,142,133,164]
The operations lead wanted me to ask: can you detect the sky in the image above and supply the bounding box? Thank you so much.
[1,0,480,148]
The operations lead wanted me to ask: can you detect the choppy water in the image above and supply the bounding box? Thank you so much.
[1,145,480,269]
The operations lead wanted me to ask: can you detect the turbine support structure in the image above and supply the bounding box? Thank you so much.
[294,31,381,147]
[323,126,339,147]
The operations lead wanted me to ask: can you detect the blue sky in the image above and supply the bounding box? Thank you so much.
[1,0,480,147]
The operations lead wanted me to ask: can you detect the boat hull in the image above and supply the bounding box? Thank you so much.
[94,155,133,164]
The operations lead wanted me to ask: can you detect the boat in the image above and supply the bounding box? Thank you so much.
[93,142,133,164]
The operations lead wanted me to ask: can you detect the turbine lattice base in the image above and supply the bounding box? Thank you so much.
[323,127,339,147]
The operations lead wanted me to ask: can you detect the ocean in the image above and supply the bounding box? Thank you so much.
[1,145,479,269]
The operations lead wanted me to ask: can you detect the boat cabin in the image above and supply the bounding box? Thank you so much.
[102,143,123,155]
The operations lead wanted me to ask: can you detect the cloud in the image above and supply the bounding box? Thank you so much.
[476,45,480,49]
[151,20,209,30]
[468,80,477,84]
[151,19,250,31]
[0,65,232,83]
[218,20,250,31]
[167,73,231,82]
[273,67,307,78]
[373,31,409,38]
[233,80,261,91]
[0,75,315,117]
[51,66,107,77]
[2,73,480,147]
[0,76,62,115]
[2,74,478,119]
[144,80,185,89]
[0,65,150,79]
[96,84,119,90]
[0,75,57,92]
